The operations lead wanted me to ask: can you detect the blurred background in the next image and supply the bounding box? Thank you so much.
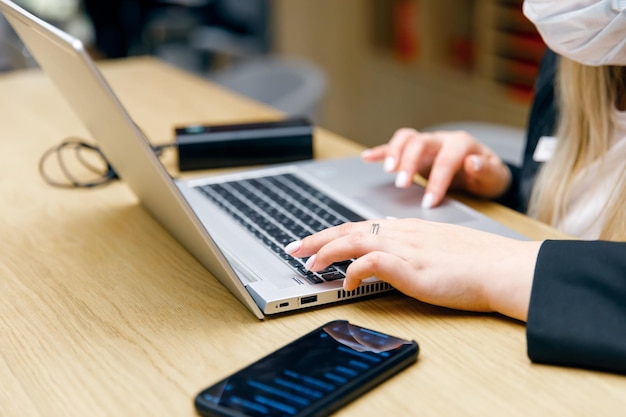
[0,0,542,159]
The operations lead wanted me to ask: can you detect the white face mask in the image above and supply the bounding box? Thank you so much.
[523,0,626,66]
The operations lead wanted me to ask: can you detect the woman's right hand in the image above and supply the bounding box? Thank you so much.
[362,128,513,208]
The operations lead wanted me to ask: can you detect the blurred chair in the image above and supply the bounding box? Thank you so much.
[143,0,327,120]
[209,56,327,120]
[425,121,525,166]
[143,0,269,70]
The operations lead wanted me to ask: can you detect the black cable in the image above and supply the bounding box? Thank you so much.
[38,138,175,189]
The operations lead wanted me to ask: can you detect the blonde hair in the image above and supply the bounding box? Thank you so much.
[528,58,626,241]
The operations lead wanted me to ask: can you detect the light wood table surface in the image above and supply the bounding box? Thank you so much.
[1,57,624,417]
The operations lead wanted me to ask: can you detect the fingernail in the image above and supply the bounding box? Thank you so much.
[361,149,373,159]
[395,171,409,188]
[384,156,396,172]
[304,254,317,270]
[471,155,482,171]
[421,192,434,210]
[342,279,350,291]
[284,240,301,255]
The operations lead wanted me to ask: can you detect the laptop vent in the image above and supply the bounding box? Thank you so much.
[336,281,393,300]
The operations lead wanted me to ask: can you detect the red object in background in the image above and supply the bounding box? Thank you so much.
[507,84,535,103]
[393,0,419,63]
[449,37,475,71]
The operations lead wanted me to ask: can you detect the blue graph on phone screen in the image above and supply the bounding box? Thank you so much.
[199,321,413,416]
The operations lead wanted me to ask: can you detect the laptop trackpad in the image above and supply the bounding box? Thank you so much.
[305,157,476,224]
[352,181,476,224]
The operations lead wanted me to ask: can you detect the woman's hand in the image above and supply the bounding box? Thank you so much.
[286,219,541,321]
[362,128,513,209]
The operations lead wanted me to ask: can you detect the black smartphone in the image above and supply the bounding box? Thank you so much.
[194,320,419,417]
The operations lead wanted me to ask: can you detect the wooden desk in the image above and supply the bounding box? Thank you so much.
[0,57,623,417]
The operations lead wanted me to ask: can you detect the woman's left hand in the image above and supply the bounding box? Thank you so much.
[285,219,541,321]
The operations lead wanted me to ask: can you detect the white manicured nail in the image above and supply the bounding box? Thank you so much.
[361,149,373,159]
[395,171,409,188]
[384,156,396,172]
[471,155,482,171]
[284,240,302,254]
[304,254,317,270]
[421,192,434,210]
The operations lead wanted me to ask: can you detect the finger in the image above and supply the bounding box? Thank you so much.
[343,251,416,293]
[385,128,419,173]
[395,134,441,188]
[462,154,512,198]
[309,233,416,274]
[285,221,381,257]
[361,145,388,162]
[307,220,417,263]
[422,139,472,208]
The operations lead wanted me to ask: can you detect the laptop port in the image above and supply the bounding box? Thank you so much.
[300,295,318,305]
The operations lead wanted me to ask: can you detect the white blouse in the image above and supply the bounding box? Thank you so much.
[555,110,626,239]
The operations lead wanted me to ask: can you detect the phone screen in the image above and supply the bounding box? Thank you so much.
[194,320,419,417]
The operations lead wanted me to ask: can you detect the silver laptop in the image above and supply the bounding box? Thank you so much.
[0,0,525,319]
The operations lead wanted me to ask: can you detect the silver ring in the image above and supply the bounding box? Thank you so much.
[370,223,380,235]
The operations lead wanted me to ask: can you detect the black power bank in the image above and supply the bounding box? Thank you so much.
[175,118,314,171]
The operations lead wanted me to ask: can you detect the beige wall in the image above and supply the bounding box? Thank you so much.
[271,0,532,148]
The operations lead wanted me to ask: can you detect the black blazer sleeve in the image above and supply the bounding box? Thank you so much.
[527,240,626,374]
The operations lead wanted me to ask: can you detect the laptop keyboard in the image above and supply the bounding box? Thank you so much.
[195,173,364,284]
